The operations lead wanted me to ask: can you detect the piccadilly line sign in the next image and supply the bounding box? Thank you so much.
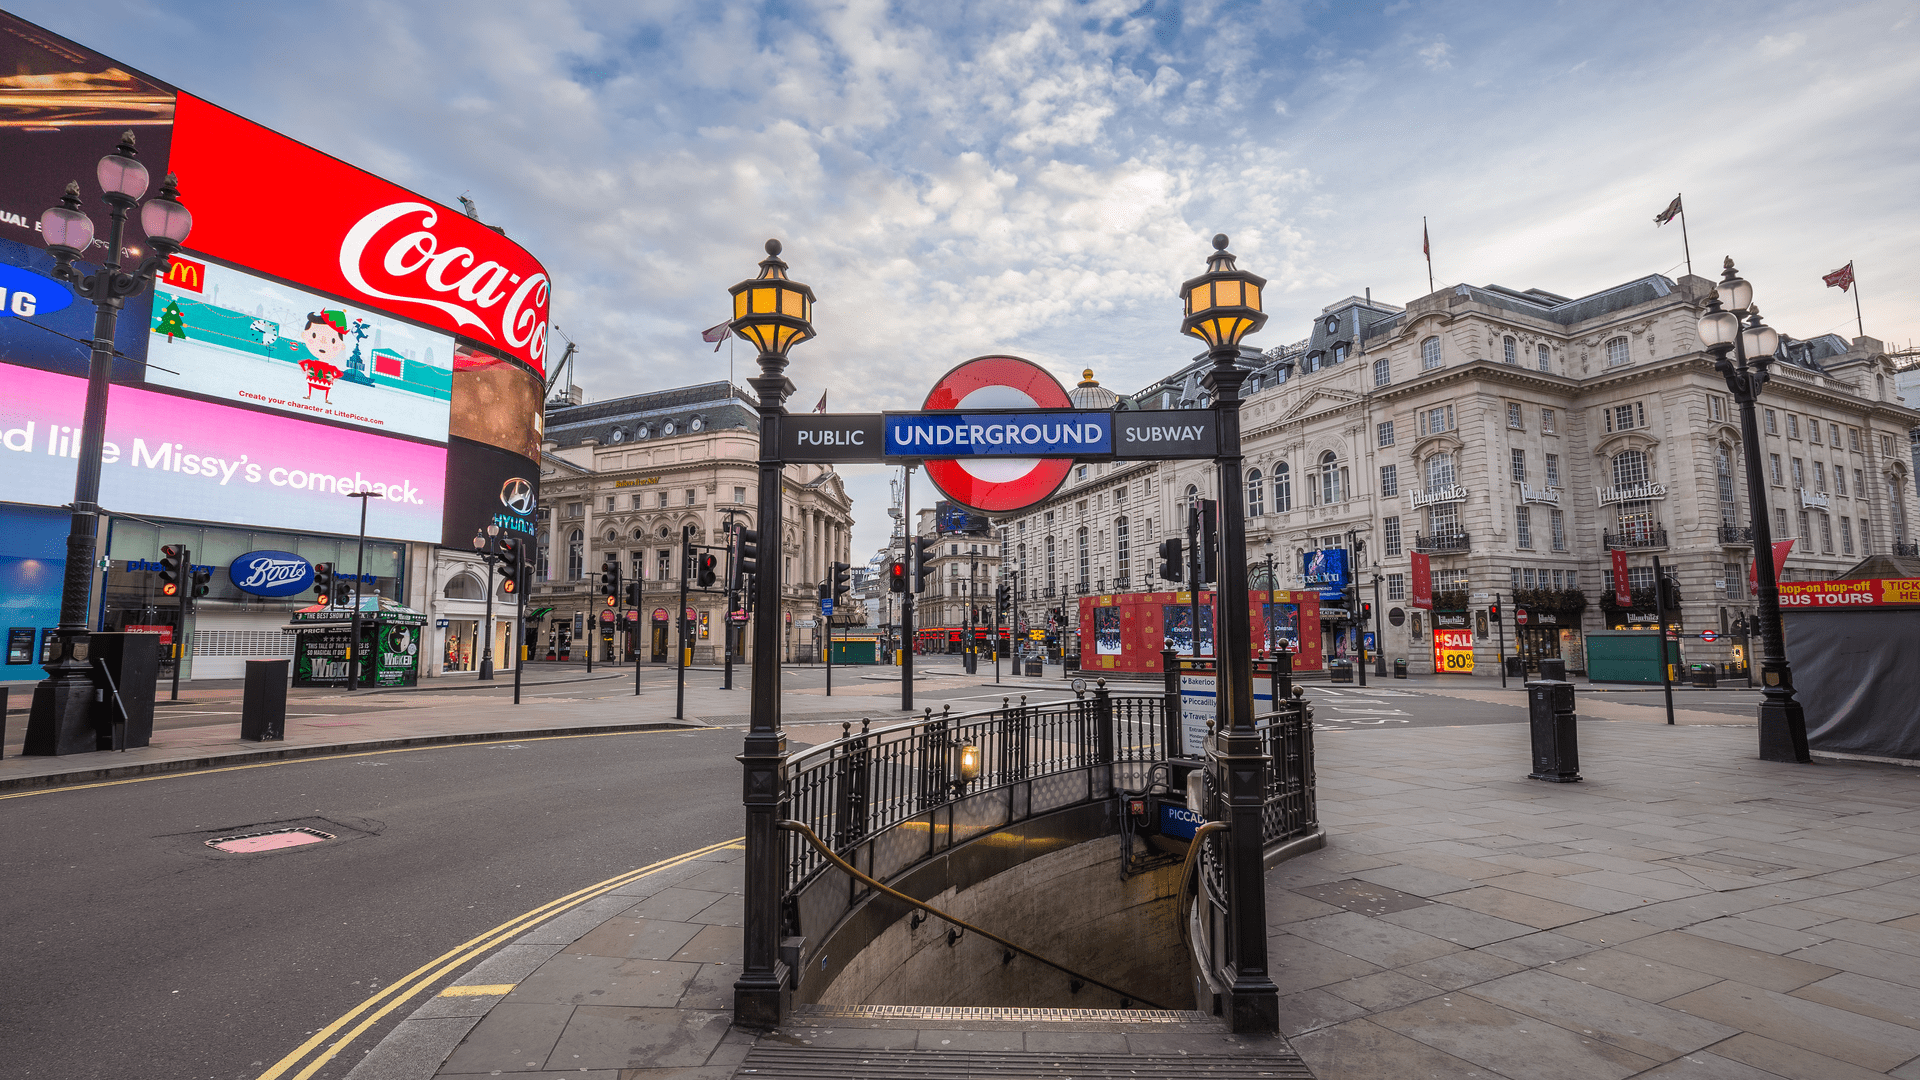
[778,409,1219,464]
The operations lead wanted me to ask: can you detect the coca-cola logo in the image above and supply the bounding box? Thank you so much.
[340,203,549,368]
[228,550,316,597]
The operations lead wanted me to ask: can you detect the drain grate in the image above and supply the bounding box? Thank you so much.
[737,1048,1314,1078]
[207,827,335,853]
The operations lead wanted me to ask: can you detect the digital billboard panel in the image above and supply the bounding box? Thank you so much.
[0,235,154,381]
[451,344,543,461]
[167,94,553,379]
[0,363,446,543]
[146,257,454,441]
[442,435,539,548]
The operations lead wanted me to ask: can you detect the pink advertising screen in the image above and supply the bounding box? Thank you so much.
[0,364,446,542]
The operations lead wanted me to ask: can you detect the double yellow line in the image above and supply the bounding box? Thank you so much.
[253,836,743,1080]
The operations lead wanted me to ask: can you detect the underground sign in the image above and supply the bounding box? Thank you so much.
[917,355,1075,514]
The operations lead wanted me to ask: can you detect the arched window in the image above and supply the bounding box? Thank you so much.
[443,573,484,600]
[1077,526,1090,588]
[1319,450,1343,504]
[1605,336,1629,367]
[604,529,618,544]
[1537,343,1551,372]
[1421,335,1442,370]
[1613,449,1648,488]
[1115,517,1130,583]
[1246,469,1264,516]
[1274,462,1292,512]
[567,529,584,580]
[630,528,645,541]
[1877,373,1886,400]
[1613,450,1656,543]
[536,539,550,580]
[1717,442,1737,524]
[1373,357,1391,387]
[1426,452,1455,491]
[1185,483,1199,522]
[1503,336,1517,364]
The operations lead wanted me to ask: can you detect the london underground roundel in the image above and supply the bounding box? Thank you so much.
[921,355,1074,514]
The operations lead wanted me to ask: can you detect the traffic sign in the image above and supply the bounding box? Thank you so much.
[1515,608,1529,626]
[918,355,1074,513]
[821,597,834,616]
[1700,630,1718,642]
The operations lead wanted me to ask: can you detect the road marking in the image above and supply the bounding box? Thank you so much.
[253,836,743,1080]
[0,726,718,801]
[438,984,516,997]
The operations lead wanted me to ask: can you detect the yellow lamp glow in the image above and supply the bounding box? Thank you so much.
[728,239,816,361]
[1179,233,1267,349]
[957,743,982,785]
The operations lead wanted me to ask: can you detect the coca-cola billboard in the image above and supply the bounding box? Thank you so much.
[167,93,551,378]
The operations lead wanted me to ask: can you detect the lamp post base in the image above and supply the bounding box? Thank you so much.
[23,663,102,757]
[1758,699,1811,763]
[1223,976,1281,1035]
[732,966,792,1030]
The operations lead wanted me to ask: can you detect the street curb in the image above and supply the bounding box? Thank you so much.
[0,721,699,794]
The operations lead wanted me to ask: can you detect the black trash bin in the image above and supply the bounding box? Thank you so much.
[1024,658,1043,677]
[241,659,289,742]
[1329,659,1353,684]
[1504,656,1525,678]
[1064,654,1080,672]
[1539,658,1567,681]
[1689,664,1716,689]
[1393,658,1408,679]
[88,631,160,750]
[1526,679,1580,783]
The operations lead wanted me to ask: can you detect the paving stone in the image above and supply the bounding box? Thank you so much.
[1735,905,1839,932]
[520,896,649,947]
[1294,877,1435,917]
[1276,987,1370,1037]
[611,1068,734,1080]
[1680,916,1829,956]
[1390,848,1521,882]
[1557,868,1709,903]
[1551,947,1723,1003]
[1478,931,1598,966]
[1664,979,1920,1071]
[1352,864,1484,898]
[439,1002,576,1074]
[1436,885,1602,929]
[1707,1031,1893,1080]
[1625,1050,1794,1079]
[1805,916,1920,959]
[667,924,741,965]
[1392,950,1526,993]
[1290,1017,1505,1080]
[506,954,702,1008]
[1615,931,1837,993]
[1379,903,1536,948]
[688,894,742,927]
[567,918,706,961]
[544,1006,733,1070]
[1555,912,1669,946]
[1462,969,1737,1062]
[1285,910,1463,968]
[1324,970,1443,1011]
[672,863,745,895]
[1021,1029,1130,1053]
[1266,932,1384,994]
[1476,870,1657,915]
[1369,990,1658,1080]
[1790,890,1920,924]
[1267,888,1348,926]
[1789,970,1920,1031]
[619,888,735,923]
[1788,938,1920,990]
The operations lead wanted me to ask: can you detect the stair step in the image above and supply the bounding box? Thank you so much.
[736,1047,1314,1078]
[793,1003,1211,1024]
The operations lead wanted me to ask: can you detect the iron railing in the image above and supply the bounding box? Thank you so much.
[1718,525,1754,544]
[1895,542,1920,558]
[1604,528,1669,549]
[1414,532,1470,553]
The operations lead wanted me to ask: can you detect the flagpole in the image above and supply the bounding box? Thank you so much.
[1851,263,1863,339]
[1677,200,1693,278]
[1423,216,1434,294]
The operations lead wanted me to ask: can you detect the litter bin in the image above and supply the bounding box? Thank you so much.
[1539,658,1566,681]
[1689,663,1716,689]
[1525,679,1580,783]
[1329,659,1353,684]
[1393,658,1408,679]
[1505,656,1525,678]
[1064,654,1080,672]
[88,631,160,750]
[241,659,289,742]
[1024,659,1043,677]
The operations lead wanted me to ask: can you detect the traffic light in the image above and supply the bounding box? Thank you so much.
[600,555,619,599]
[312,562,334,606]
[159,545,184,597]
[1658,575,1683,612]
[1361,602,1372,622]
[1196,499,1218,584]
[697,553,719,588]
[625,582,643,607]
[817,581,829,600]
[829,561,850,597]
[1488,601,1500,621]
[996,583,1011,613]
[912,535,936,593]
[1158,538,1184,583]
[888,560,907,593]
[190,567,211,598]
[730,526,760,592]
[498,534,522,572]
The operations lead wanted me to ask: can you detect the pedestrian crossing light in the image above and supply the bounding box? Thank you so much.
[698,553,719,588]
[190,567,211,598]
[888,561,907,593]
[1157,538,1184,583]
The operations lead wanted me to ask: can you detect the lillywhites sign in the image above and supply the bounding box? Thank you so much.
[1596,480,1667,505]
[1410,485,1468,508]
[1519,483,1561,504]
[1798,488,1831,510]
[229,550,315,597]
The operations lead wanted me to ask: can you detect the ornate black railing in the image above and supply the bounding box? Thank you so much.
[1415,532,1470,553]
[1604,528,1669,549]
[1895,542,1920,558]
[1718,525,1753,544]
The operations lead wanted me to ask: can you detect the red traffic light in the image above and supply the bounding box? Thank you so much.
[1489,603,1501,618]
[161,582,178,596]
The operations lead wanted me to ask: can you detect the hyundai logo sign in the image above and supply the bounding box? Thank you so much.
[228,550,315,597]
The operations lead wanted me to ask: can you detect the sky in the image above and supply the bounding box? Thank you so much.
[15,0,1918,563]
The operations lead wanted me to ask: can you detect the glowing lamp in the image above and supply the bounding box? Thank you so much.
[1180,233,1268,349]
[728,239,816,359]
[956,743,982,785]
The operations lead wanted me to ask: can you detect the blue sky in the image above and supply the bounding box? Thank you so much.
[16,0,1917,560]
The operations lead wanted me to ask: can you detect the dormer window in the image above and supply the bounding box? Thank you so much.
[1332,343,1347,364]
[608,427,626,444]
[690,415,705,431]
[635,424,650,440]
[1326,316,1339,334]
[663,420,676,436]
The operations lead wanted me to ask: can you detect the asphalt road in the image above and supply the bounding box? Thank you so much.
[0,725,741,1080]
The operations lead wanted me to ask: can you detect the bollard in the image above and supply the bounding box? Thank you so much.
[240,659,290,742]
[1525,679,1579,782]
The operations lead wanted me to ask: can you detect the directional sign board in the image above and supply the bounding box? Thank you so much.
[821,597,834,616]
[919,355,1076,513]
[781,414,885,462]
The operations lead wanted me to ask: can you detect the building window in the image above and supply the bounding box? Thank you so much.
[1854,469,1865,498]
[1724,562,1745,599]
[656,548,672,581]
[1550,508,1566,550]
[1818,512,1835,553]
[1273,463,1292,512]
[1426,452,1456,491]
[1374,357,1391,386]
[1545,453,1560,485]
[1421,335,1442,370]
[1333,344,1348,364]
[1841,517,1855,555]
[630,551,644,580]
[1810,422,1822,446]
[567,530,584,579]
[1420,404,1454,435]
[1709,395,1725,422]
[1046,536,1056,593]
[1882,433,1895,456]
[1605,402,1645,433]
[1717,443,1737,505]
[1077,527,1090,586]
[1769,454,1783,485]
[1113,484,1128,505]
[1605,336,1629,366]
[1116,517,1130,581]
[1378,420,1395,447]
[1384,516,1402,555]
[1787,414,1800,439]
[632,493,646,508]
[1246,470,1264,516]
[1862,518,1872,554]
[1516,506,1533,548]
[734,486,746,503]
[1380,464,1398,497]
[1849,428,1862,452]
[1387,573,1406,600]
[1076,465,1088,481]
[1427,502,1460,536]
[1319,451,1344,504]
[1613,451,1657,543]
[1797,509,1810,541]
[1537,343,1551,372]
[1765,409,1778,435]
[1830,422,1842,446]
[1503,336,1517,364]
[1507,402,1524,429]
[1835,468,1847,497]
[1541,408,1556,434]
[1510,449,1526,482]
[1776,507,1788,539]
[658,492,669,508]
[1792,458,1805,487]
[567,502,583,519]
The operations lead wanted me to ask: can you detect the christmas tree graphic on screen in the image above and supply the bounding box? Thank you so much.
[145,259,454,441]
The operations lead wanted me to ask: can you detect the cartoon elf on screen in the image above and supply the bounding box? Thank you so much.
[297,309,350,402]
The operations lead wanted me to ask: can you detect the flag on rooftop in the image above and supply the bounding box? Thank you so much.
[1654,195,1683,227]
[1823,262,1855,292]
[700,321,731,351]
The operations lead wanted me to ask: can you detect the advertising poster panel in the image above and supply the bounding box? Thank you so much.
[450,344,543,460]
[146,257,454,440]
[442,435,539,548]
[0,363,446,542]
[1093,606,1121,655]
[0,235,154,380]
[1434,627,1475,673]
[167,94,552,378]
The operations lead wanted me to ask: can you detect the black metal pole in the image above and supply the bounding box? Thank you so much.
[348,496,370,691]
[1187,510,1202,661]
[676,531,688,720]
[1655,556,1675,725]
[171,547,189,702]
[1496,590,1507,689]
[479,552,496,682]
[902,466,915,712]
[825,584,833,696]
[513,546,525,705]
[1373,573,1387,676]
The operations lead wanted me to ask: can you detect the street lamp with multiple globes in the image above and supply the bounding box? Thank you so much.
[729,239,816,1027]
[26,132,192,753]
[1696,258,1808,763]
[1180,233,1280,1033]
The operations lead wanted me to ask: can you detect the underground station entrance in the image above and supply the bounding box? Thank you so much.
[724,237,1323,1066]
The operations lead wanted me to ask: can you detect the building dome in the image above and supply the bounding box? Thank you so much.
[1068,368,1119,410]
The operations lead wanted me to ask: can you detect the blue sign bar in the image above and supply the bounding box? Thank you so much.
[884,411,1113,457]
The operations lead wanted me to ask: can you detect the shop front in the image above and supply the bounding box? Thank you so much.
[290,596,426,688]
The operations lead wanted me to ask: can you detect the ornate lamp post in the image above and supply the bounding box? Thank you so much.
[1697,258,1807,763]
[1180,233,1279,1033]
[729,239,816,1026]
[26,133,191,754]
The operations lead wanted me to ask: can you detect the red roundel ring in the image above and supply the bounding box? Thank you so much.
[920,355,1074,514]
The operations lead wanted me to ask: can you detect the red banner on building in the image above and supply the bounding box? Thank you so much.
[1750,539,1796,592]
[1410,552,1433,610]
[1611,548,1631,606]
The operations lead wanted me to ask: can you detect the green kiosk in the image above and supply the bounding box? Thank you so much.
[289,596,426,688]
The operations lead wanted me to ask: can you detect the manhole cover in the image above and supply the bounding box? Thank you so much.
[207,827,336,853]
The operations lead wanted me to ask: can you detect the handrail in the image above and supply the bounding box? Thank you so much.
[1176,820,1230,953]
[784,692,1164,773]
[778,820,1175,1011]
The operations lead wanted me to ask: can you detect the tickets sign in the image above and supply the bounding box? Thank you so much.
[1780,578,1920,608]
[1434,628,1475,673]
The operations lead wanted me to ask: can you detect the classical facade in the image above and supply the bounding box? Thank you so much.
[532,381,855,664]
[907,506,1004,651]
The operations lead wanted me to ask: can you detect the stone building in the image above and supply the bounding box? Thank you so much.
[532,381,855,664]
[908,505,1004,653]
